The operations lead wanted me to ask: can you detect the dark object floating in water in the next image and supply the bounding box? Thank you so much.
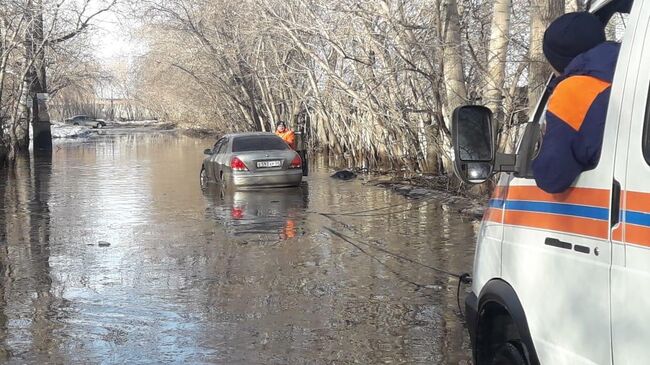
[331,170,357,180]
[98,241,111,247]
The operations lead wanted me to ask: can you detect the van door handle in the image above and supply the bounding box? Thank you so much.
[545,238,591,254]
[545,238,572,250]
[611,179,621,227]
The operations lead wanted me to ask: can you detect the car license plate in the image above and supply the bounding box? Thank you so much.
[257,160,282,168]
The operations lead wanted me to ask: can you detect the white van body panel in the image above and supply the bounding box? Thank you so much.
[471,173,508,294]
[501,177,613,364]
[469,1,650,364]
[611,1,650,362]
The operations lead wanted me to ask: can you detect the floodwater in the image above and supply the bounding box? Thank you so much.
[0,130,478,364]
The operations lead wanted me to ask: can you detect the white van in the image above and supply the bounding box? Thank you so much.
[451,0,648,364]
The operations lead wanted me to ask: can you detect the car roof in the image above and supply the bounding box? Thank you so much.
[223,132,279,139]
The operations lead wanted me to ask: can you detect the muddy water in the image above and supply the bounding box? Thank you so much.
[0,130,478,364]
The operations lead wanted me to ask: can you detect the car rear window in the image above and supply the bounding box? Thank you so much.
[232,136,289,152]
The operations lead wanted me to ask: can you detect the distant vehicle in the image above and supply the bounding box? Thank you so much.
[200,132,303,189]
[65,115,106,128]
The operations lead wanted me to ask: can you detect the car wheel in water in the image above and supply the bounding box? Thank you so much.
[490,342,527,365]
[200,167,209,189]
[220,172,229,190]
[73,122,79,126]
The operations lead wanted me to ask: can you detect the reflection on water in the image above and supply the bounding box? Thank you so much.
[0,130,476,364]
[204,185,308,241]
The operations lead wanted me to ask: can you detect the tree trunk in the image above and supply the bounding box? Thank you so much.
[442,0,467,118]
[442,0,467,173]
[528,0,565,115]
[485,0,512,123]
[566,0,581,12]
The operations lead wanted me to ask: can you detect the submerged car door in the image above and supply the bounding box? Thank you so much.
[611,2,650,362]
[498,28,635,365]
[210,138,227,180]
[215,138,230,179]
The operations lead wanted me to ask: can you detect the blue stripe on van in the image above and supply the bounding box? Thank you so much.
[625,211,650,228]
[489,199,506,209]
[504,200,609,221]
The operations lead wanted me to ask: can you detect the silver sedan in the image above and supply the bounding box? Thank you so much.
[200,132,303,189]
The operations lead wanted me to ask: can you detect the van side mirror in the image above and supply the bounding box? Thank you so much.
[204,149,213,155]
[452,105,495,184]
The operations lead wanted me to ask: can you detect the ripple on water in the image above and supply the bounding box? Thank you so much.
[0,131,475,364]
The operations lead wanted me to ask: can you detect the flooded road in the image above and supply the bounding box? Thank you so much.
[0,130,477,364]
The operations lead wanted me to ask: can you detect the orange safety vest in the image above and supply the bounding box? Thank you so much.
[275,130,296,149]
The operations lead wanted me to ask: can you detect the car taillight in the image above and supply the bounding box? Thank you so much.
[231,207,244,219]
[231,156,248,171]
[290,155,302,169]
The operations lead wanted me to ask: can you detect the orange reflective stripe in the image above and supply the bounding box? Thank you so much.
[612,224,623,242]
[625,224,650,247]
[504,210,609,239]
[547,76,611,131]
[626,191,650,213]
[506,186,609,208]
[484,208,503,223]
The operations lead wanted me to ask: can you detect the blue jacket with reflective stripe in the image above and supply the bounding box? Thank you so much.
[532,42,621,194]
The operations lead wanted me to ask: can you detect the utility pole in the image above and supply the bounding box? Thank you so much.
[29,0,53,151]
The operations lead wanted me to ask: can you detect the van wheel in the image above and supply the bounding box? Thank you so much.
[490,342,527,365]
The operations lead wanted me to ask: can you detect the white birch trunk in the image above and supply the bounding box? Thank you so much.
[528,0,565,114]
[485,0,512,122]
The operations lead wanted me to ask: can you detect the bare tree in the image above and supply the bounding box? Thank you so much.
[0,0,114,162]
[528,0,564,113]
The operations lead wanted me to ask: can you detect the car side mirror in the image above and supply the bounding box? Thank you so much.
[204,149,213,155]
[452,105,495,184]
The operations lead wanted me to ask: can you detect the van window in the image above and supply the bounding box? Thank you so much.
[643,85,650,165]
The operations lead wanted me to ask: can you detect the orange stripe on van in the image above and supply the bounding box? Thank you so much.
[504,210,609,239]
[506,186,610,208]
[547,76,611,131]
[626,191,650,213]
[484,208,503,223]
[612,225,623,242]
[625,224,650,247]
[492,186,508,198]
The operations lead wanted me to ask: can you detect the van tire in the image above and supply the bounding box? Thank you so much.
[490,342,527,365]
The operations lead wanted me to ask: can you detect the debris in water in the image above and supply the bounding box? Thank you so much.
[98,241,111,247]
[330,170,357,180]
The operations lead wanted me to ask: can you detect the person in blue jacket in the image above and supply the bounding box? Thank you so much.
[532,12,620,194]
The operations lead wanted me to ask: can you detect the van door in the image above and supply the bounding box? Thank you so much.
[501,152,613,363]
[611,2,650,362]
[499,10,640,364]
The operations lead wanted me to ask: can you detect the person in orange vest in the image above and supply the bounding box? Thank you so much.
[275,121,296,149]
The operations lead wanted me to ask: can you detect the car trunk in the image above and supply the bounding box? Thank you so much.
[235,150,297,173]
